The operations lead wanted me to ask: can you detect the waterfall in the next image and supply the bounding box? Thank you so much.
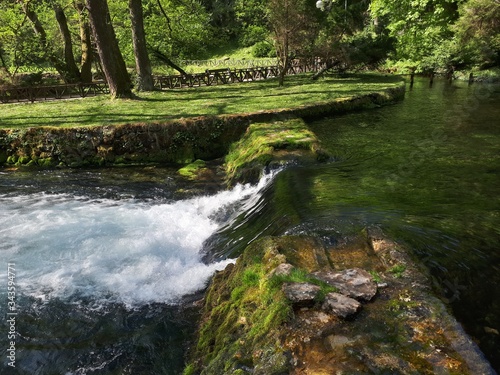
[0,172,276,308]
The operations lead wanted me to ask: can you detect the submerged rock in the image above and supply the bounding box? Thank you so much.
[313,268,377,301]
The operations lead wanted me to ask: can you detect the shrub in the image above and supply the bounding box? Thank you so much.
[252,41,275,58]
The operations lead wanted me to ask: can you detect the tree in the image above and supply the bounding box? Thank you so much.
[74,1,92,83]
[267,0,318,85]
[370,0,460,73]
[86,0,132,98]
[18,0,81,82]
[129,0,154,91]
[452,0,500,68]
[234,0,268,46]
[53,2,81,82]
[313,0,394,76]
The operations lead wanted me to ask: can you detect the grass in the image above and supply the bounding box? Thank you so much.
[0,73,404,130]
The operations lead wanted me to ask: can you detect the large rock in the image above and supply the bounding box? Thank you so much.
[322,292,361,318]
[313,268,377,301]
[282,282,321,308]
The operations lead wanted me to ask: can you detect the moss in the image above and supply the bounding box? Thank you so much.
[186,237,301,374]
[389,264,407,278]
[182,364,196,375]
[37,157,56,167]
[225,119,328,185]
[16,155,30,165]
[178,159,207,179]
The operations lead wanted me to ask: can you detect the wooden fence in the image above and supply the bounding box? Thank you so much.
[0,60,326,103]
[0,81,109,104]
[153,60,324,90]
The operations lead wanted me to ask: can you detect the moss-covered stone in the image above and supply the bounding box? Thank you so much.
[224,119,329,186]
[185,231,495,375]
[187,236,322,375]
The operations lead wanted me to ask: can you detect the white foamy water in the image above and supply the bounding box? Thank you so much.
[0,174,275,307]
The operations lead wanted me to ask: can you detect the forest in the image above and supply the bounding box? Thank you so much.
[0,0,499,97]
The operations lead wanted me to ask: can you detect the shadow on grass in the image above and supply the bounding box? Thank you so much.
[0,73,404,129]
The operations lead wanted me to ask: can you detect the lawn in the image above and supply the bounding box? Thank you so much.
[0,73,404,129]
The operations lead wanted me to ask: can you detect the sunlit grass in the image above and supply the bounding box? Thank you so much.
[0,73,404,129]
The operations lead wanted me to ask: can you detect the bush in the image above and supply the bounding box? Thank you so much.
[252,41,275,58]
[240,25,268,47]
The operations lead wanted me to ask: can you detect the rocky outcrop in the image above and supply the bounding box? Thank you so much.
[313,268,378,302]
[185,232,497,375]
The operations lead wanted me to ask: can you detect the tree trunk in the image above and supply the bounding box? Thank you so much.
[86,0,132,98]
[21,1,70,82]
[0,44,11,78]
[276,35,289,86]
[75,1,93,83]
[53,4,81,83]
[150,48,187,75]
[129,0,154,91]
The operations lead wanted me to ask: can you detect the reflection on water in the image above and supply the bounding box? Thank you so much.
[301,78,500,370]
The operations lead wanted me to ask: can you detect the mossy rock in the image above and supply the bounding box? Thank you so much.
[16,155,31,165]
[186,237,296,375]
[225,118,329,185]
[185,235,340,375]
[6,155,18,165]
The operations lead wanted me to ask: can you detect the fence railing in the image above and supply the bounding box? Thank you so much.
[0,81,109,104]
[0,60,327,103]
[153,60,325,90]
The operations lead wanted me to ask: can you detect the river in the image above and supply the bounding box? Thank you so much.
[1,77,499,373]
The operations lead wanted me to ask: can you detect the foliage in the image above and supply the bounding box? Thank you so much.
[1,0,496,86]
[451,0,500,68]
[234,0,268,46]
[370,0,461,73]
[369,0,499,72]
[251,41,275,58]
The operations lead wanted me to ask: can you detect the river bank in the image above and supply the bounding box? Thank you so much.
[0,78,404,171]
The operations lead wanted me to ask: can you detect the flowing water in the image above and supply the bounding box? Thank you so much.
[1,77,499,373]
[0,167,278,374]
